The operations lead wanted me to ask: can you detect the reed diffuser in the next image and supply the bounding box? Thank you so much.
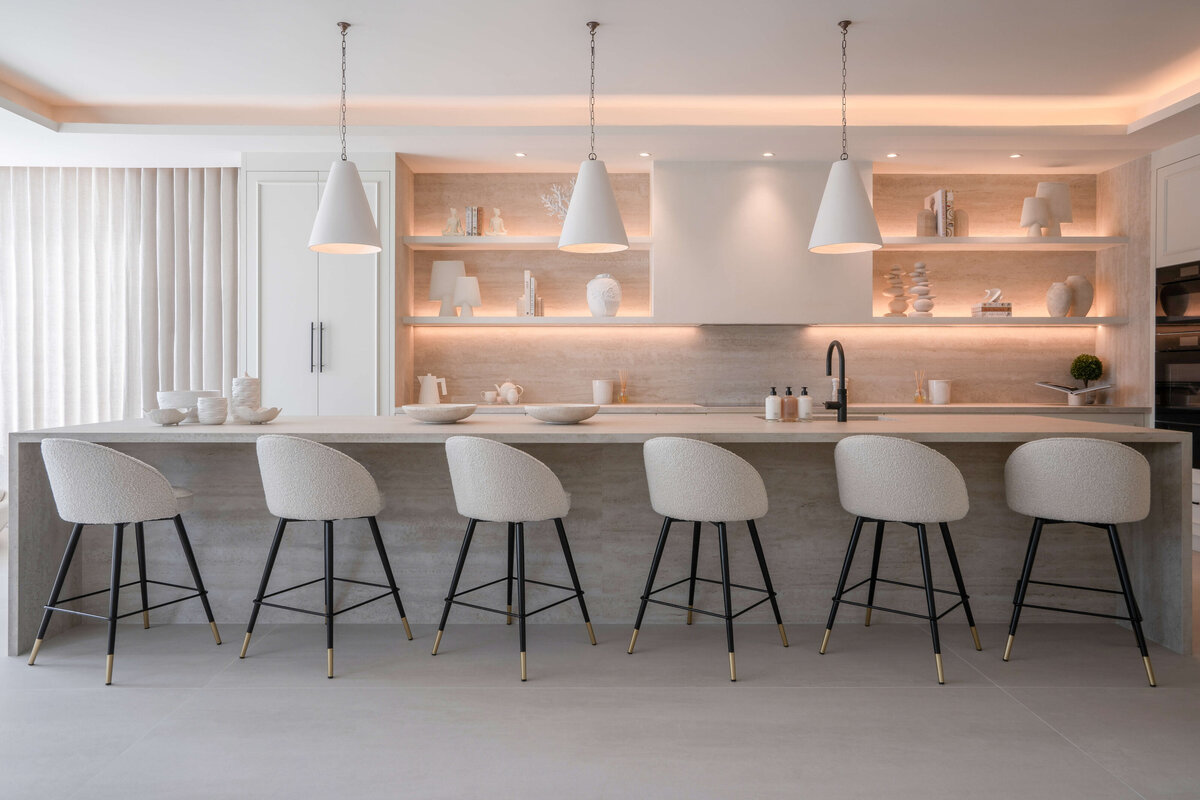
[914,369,927,404]
[617,369,629,403]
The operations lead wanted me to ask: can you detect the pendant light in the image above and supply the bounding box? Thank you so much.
[559,21,629,254]
[309,21,382,255]
[808,20,882,254]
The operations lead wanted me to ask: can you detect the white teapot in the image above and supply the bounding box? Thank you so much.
[417,374,447,404]
[495,379,524,405]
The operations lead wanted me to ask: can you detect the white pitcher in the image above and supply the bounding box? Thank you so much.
[417,374,447,404]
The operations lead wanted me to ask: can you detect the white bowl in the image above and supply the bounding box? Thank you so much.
[196,397,229,425]
[525,404,599,424]
[233,406,282,425]
[144,407,187,426]
[402,404,477,424]
[157,390,220,423]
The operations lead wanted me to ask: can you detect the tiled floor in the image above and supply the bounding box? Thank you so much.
[3,618,1199,800]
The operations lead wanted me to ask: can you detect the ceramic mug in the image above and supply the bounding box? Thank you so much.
[929,380,952,405]
[593,379,615,405]
[481,390,498,404]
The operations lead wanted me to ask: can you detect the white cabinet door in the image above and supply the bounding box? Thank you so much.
[255,173,320,415]
[1157,153,1200,267]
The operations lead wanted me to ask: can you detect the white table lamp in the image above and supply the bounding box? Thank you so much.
[1035,182,1073,236]
[453,276,482,318]
[429,261,466,316]
[1020,197,1049,237]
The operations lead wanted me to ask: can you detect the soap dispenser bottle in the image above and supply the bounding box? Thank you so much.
[782,386,799,422]
[798,386,813,420]
[765,386,782,421]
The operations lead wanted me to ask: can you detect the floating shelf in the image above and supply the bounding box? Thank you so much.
[880,236,1128,251]
[851,316,1128,326]
[403,235,652,251]
[402,316,683,327]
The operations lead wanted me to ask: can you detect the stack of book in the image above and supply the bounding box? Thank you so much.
[923,189,956,237]
[518,270,543,316]
[971,301,1012,318]
[464,206,485,236]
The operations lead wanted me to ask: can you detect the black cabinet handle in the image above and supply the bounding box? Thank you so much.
[310,322,316,373]
[319,323,326,373]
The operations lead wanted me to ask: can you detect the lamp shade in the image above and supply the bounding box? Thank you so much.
[429,261,466,316]
[1020,197,1050,230]
[808,159,883,254]
[1035,182,1073,223]
[453,275,482,308]
[309,159,382,254]
[558,159,629,253]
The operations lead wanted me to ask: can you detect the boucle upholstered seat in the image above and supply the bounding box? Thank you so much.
[32,439,220,685]
[1002,438,1157,686]
[435,437,593,681]
[241,436,410,678]
[629,438,787,682]
[821,435,979,685]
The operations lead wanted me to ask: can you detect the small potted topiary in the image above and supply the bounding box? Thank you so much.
[1069,354,1103,405]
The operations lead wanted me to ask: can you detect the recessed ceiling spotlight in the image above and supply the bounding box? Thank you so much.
[638,152,652,158]
[514,152,527,158]
[762,152,775,158]
[1010,153,1023,158]
[886,153,899,158]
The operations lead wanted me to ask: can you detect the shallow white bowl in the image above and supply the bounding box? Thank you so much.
[157,390,220,423]
[402,404,477,423]
[233,406,282,425]
[144,407,187,426]
[525,404,600,424]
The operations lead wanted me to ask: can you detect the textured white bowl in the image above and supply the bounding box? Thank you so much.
[402,404,477,423]
[144,407,187,426]
[196,397,229,425]
[232,406,282,425]
[157,390,220,423]
[525,404,599,424]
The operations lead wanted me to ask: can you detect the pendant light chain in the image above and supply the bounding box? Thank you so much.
[339,21,350,162]
[587,21,599,160]
[839,20,850,161]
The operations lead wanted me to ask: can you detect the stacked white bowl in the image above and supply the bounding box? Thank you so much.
[156,390,220,423]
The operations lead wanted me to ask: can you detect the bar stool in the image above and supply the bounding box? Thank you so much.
[241,435,412,678]
[436,436,595,682]
[31,438,221,685]
[630,437,787,682]
[821,435,980,684]
[1004,437,1156,686]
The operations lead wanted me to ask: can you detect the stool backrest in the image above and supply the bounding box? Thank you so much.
[444,436,569,523]
[1005,437,1150,524]
[834,435,969,523]
[643,437,768,522]
[256,435,382,521]
[41,438,177,525]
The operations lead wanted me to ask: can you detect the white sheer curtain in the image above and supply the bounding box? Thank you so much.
[0,167,238,484]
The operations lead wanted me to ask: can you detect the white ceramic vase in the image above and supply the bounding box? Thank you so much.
[586,274,622,317]
[1065,274,1094,317]
[1046,282,1072,317]
[232,373,261,411]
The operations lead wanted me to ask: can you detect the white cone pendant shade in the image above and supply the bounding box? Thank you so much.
[808,159,883,254]
[558,159,629,253]
[309,159,381,254]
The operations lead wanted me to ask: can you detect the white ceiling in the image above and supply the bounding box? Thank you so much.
[3,0,1200,171]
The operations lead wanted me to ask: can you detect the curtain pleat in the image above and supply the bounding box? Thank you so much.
[0,166,239,486]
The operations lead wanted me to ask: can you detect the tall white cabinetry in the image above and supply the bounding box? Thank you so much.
[241,155,394,415]
[1154,135,1200,268]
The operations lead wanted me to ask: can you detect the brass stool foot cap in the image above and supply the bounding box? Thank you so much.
[778,623,789,648]
[506,605,512,625]
[210,621,222,645]
[105,654,114,685]
[27,638,43,666]
[239,632,252,659]
[1144,656,1157,687]
[585,621,597,646]
[935,653,945,685]
[864,608,872,627]
[627,628,639,654]
[819,628,831,655]
[970,626,981,651]
[520,651,527,682]
[686,607,693,625]
[431,629,443,656]
[143,611,150,629]
[729,652,737,682]
[1003,634,1014,662]
[401,617,413,641]
[327,648,334,679]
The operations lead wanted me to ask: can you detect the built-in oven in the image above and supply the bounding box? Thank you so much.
[1155,262,1200,467]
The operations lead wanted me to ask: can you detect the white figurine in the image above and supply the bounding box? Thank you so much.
[486,207,508,236]
[442,206,464,236]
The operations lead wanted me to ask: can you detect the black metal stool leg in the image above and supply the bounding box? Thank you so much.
[516,522,528,681]
[821,515,865,654]
[916,524,944,684]
[629,516,673,654]
[554,518,596,645]
[28,523,84,666]
[134,523,150,629]
[105,524,125,685]
[686,522,701,625]
[717,522,736,681]
[432,518,476,656]
[173,515,220,645]
[865,520,885,626]
[940,522,981,651]
[1107,524,1156,687]
[506,522,515,625]
[324,520,335,678]
[1005,517,1044,662]
[242,517,287,658]
[367,516,412,641]
[747,520,787,647]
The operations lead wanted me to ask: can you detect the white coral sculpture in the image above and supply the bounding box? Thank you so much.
[540,177,576,221]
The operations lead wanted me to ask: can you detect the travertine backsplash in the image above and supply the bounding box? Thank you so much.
[409,324,1097,406]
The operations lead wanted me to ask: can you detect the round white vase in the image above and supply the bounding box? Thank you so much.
[586,274,622,317]
[1046,282,1072,317]
[1065,274,1094,317]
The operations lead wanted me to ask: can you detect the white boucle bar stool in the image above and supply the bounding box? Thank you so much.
[1004,437,1156,686]
[32,439,221,685]
[438,436,595,681]
[822,435,981,685]
[631,437,787,682]
[241,435,412,678]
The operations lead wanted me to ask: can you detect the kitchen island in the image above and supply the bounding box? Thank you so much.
[8,413,1191,655]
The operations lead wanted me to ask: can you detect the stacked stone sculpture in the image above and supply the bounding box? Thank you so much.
[883,265,910,317]
[909,261,935,317]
